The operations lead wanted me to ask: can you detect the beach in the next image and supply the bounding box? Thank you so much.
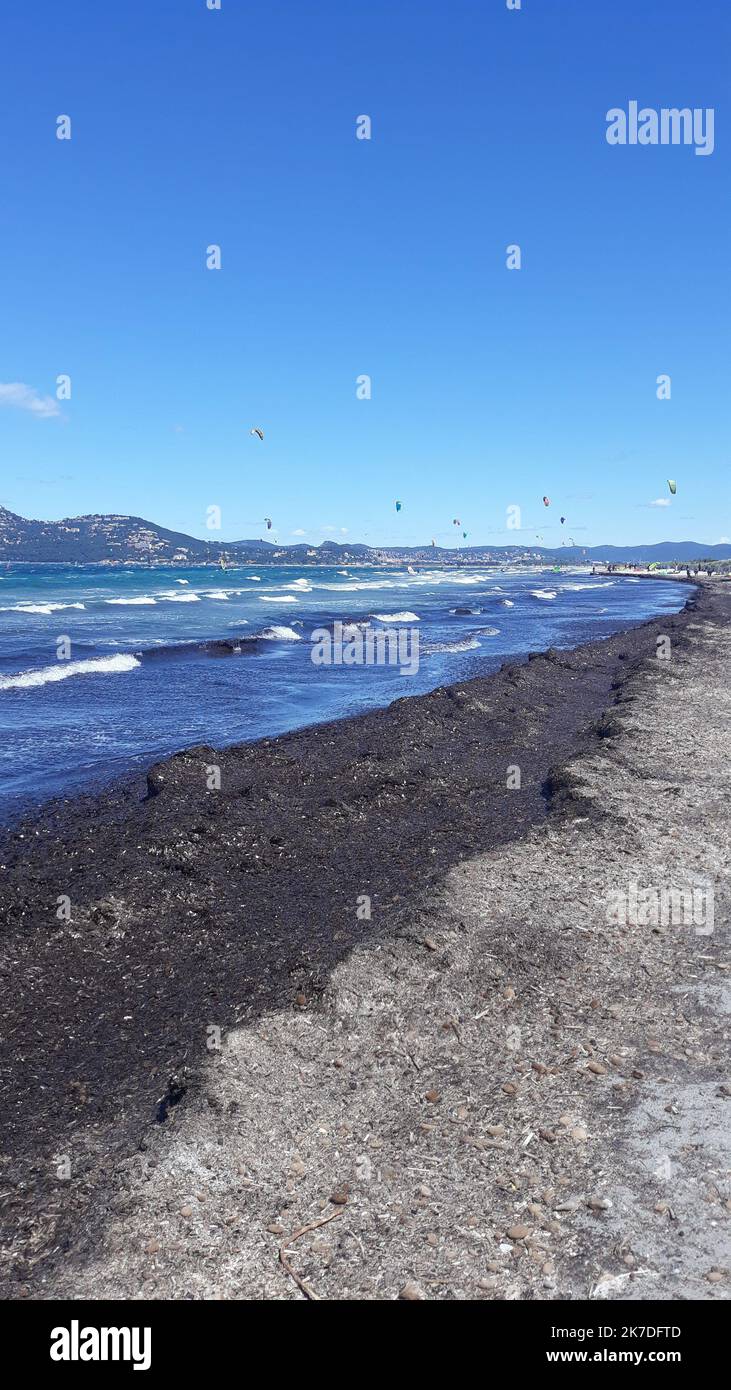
[1,579,729,1300]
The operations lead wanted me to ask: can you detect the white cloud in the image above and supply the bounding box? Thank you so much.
[340,527,348,534]
[0,382,61,419]
[649,498,671,507]
[718,536,730,544]
[291,528,306,536]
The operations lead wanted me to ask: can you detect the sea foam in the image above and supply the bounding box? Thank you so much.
[0,653,141,691]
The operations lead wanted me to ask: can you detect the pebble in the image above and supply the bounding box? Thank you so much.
[587,1196,612,1211]
[294,993,307,1008]
[571,1127,588,1142]
[587,1061,607,1075]
[180,1206,193,1218]
[145,1239,160,1255]
[502,1082,518,1095]
[424,1089,441,1104]
[330,1185,350,1205]
[486,1124,505,1137]
[398,1280,426,1300]
[507,1224,531,1240]
[706,1270,723,1284]
[266,1222,285,1235]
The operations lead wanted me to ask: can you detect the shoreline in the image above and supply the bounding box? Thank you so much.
[0,572,693,831]
[1,579,727,1298]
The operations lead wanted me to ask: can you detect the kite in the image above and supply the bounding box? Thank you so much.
[395,500,402,512]
[264,517,272,530]
[667,479,677,495]
[250,428,264,441]
[542,496,551,507]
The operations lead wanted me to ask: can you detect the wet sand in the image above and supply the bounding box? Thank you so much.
[1,580,729,1299]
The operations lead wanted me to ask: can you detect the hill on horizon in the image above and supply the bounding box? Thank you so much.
[0,503,729,565]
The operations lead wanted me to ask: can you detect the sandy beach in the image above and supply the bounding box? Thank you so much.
[1,580,728,1300]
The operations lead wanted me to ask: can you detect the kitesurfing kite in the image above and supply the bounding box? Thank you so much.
[560,516,566,524]
[452,518,461,527]
[667,479,677,495]
[264,517,273,530]
[395,500,402,512]
[250,428,264,441]
[542,496,551,507]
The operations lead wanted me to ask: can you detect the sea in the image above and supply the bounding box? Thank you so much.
[0,563,688,822]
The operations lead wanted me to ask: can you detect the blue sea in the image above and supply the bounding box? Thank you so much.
[0,564,688,821]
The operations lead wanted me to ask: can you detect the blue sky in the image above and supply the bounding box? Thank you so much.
[1,0,728,548]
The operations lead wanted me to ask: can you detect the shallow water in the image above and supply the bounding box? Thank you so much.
[0,563,688,818]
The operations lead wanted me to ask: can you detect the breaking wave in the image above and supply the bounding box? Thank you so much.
[370,611,420,622]
[105,596,157,605]
[258,625,303,642]
[0,602,86,614]
[424,636,481,654]
[0,653,141,691]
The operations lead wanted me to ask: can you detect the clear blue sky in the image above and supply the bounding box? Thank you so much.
[1,0,728,547]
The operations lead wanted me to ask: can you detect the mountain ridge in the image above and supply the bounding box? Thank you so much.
[0,504,728,564]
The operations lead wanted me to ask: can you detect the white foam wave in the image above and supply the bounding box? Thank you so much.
[0,601,86,614]
[260,594,297,603]
[105,596,157,605]
[425,637,481,654]
[0,653,141,691]
[529,589,558,600]
[371,611,420,622]
[311,580,394,592]
[259,625,302,642]
[562,582,614,590]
